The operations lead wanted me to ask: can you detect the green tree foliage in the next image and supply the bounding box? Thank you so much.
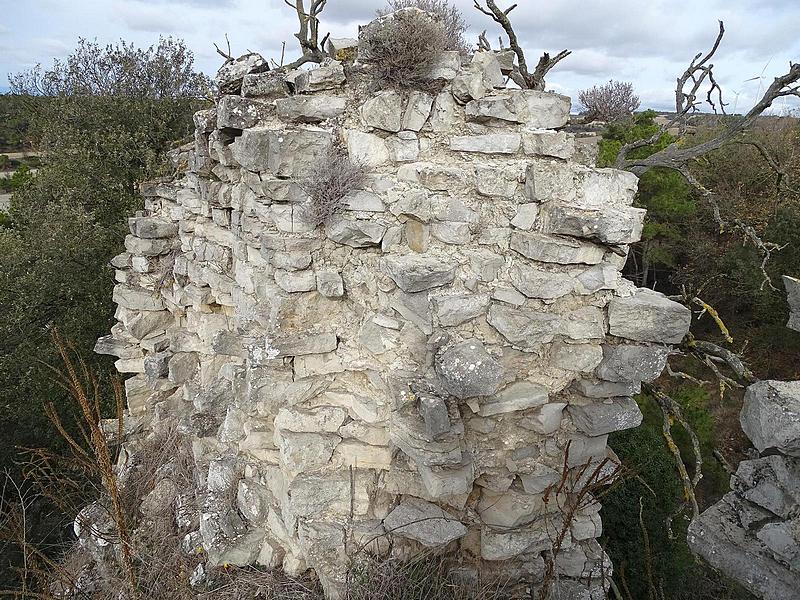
[0,37,209,479]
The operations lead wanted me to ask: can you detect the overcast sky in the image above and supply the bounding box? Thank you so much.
[1,0,799,113]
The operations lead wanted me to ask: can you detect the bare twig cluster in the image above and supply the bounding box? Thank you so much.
[379,0,471,58]
[283,0,331,70]
[301,143,368,226]
[472,1,570,90]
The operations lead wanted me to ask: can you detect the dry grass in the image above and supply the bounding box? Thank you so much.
[301,144,367,227]
[361,8,448,89]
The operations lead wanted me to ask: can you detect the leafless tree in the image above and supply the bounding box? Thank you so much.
[579,80,641,123]
[282,0,331,70]
[472,0,570,90]
[613,22,799,291]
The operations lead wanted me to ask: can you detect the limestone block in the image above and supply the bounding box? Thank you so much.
[450,133,521,154]
[608,288,691,343]
[113,284,164,311]
[595,344,670,383]
[275,95,347,123]
[558,307,605,340]
[168,352,198,384]
[217,95,273,130]
[525,160,576,202]
[402,91,434,131]
[95,335,141,359]
[275,407,347,433]
[241,71,289,98]
[522,130,575,159]
[326,37,358,61]
[543,204,646,245]
[578,168,639,207]
[479,381,548,417]
[481,522,552,560]
[316,271,344,298]
[286,59,345,92]
[382,254,455,292]
[550,342,603,372]
[510,231,604,265]
[274,269,317,293]
[128,216,177,239]
[510,203,539,230]
[478,488,549,528]
[397,162,468,191]
[124,234,176,256]
[487,304,560,348]
[384,497,467,547]
[520,403,567,435]
[325,215,386,247]
[418,393,450,439]
[475,164,521,198]
[331,440,393,470]
[277,431,341,477]
[429,91,458,131]
[576,263,619,294]
[733,455,800,518]
[271,332,338,357]
[387,134,419,162]
[433,293,489,326]
[510,263,575,299]
[465,90,570,129]
[568,398,643,436]
[419,460,474,499]
[436,340,504,400]
[360,91,404,132]
[215,52,268,94]
[740,380,800,456]
[452,52,503,103]
[431,221,471,244]
[231,127,332,176]
[426,51,462,80]
[345,130,390,167]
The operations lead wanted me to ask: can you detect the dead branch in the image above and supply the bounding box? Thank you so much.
[282,0,330,70]
[473,0,570,90]
[214,34,234,64]
[687,339,756,383]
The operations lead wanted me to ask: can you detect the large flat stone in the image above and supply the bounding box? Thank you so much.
[741,380,800,456]
[383,497,467,547]
[382,255,456,292]
[231,127,332,176]
[510,232,605,265]
[436,339,504,399]
[608,289,691,343]
[568,398,643,436]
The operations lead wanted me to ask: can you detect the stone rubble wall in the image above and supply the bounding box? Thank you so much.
[95,12,691,598]
[688,380,800,600]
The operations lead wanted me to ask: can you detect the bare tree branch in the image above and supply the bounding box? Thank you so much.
[473,0,570,90]
[281,0,330,71]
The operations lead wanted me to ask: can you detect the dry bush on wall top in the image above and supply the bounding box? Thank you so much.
[361,8,448,89]
[379,0,471,58]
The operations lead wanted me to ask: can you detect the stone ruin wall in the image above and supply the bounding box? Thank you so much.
[94,12,693,598]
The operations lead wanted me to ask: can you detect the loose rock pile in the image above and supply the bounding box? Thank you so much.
[91,11,691,598]
[689,380,800,600]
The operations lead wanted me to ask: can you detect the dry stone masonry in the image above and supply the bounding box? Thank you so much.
[94,10,691,598]
[689,380,800,600]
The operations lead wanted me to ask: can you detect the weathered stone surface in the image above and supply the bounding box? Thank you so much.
[128,216,177,239]
[276,95,346,123]
[326,37,358,61]
[286,60,345,92]
[217,95,273,130]
[510,232,605,265]
[550,342,603,372]
[382,255,456,292]
[275,269,316,293]
[216,53,268,94]
[452,52,503,103]
[522,130,574,159]
[360,91,403,132]
[479,381,548,416]
[325,215,386,247]
[784,275,800,332]
[418,393,450,440]
[426,51,462,80]
[398,162,467,191]
[231,127,332,176]
[543,204,646,245]
[487,304,560,349]
[316,271,344,298]
[113,284,164,311]
[450,134,521,154]
[595,344,670,383]
[568,398,643,436]
[510,263,575,299]
[436,340,504,399]
[402,92,434,131]
[741,380,800,456]
[345,130,390,167]
[433,294,489,326]
[241,70,289,98]
[384,497,467,547]
[608,289,691,343]
[688,494,799,600]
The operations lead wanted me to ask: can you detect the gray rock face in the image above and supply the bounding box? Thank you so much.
[511,232,605,265]
[383,497,467,547]
[436,340,504,399]
[231,127,332,175]
[241,71,289,98]
[286,60,345,92]
[276,95,347,123]
[464,90,570,129]
[217,95,273,130]
[741,380,800,456]
[418,393,450,440]
[452,52,503,103]
[595,344,670,383]
[487,304,560,349]
[510,263,575,299]
[568,398,643,436]
[784,275,800,332]
[479,381,549,416]
[450,134,521,154]
[360,91,403,132]
[543,204,646,245]
[382,255,456,292]
[608,289,691,343]
[128,216,177,239]
[215,53,268,94]
[688,493,800,600]
[325,216,386,247]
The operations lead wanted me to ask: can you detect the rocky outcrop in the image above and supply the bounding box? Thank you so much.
[90,12,692,599]
[688,380,800,600]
